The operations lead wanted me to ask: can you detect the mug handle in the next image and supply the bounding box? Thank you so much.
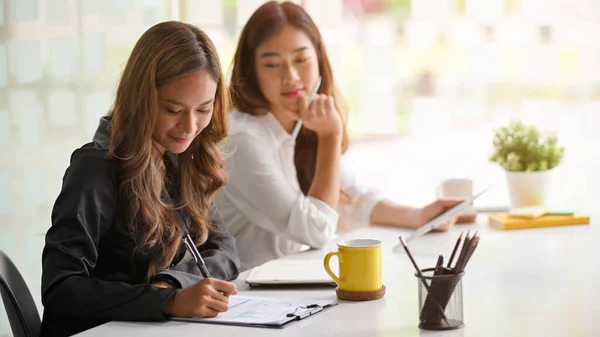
[323,251,343,288]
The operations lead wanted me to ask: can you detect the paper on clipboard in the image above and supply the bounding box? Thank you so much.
[169,295,337,328]
[405,187,489,242]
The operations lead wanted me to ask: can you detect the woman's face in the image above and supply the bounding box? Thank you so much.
[153,69,217,154]
[254,24,320,131]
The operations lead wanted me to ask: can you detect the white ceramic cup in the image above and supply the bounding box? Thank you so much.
[437,179,476,216]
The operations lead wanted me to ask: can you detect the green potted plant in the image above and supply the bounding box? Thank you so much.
[489,120,565,208]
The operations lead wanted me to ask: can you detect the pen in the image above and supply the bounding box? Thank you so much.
[291,76,322,138]
[182,233,212,279]
[170,209,212,279]
[435,255,444,273]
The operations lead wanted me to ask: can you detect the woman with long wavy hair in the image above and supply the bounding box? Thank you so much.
[216,1,461,270]
[41,21,240,337]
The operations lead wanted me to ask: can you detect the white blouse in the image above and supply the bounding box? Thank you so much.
[215,110,384,270]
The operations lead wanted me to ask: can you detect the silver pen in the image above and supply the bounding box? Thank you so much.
[182,233,212,278]
[170,209,212,278]
[291,76,323,138]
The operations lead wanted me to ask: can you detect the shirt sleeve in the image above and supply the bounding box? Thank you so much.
[337,160,385,232]
[157,207,241,288]
[41,147,177,322]
[222,133,339,249]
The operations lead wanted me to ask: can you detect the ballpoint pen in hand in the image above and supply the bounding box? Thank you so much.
[291,76,322,138]
[170,209,212,278]
[182,233,212,279]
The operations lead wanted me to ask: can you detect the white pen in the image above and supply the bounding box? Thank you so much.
[292,76,322,138]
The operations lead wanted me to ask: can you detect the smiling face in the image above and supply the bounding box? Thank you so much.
[254,24,320,131]
[153,69,217,154]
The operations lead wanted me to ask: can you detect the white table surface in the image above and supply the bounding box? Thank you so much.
[76,213,598,337]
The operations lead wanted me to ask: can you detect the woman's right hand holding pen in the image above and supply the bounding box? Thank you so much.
[298,90,343,209]
[298,93,342,139]
[162,278,238,317]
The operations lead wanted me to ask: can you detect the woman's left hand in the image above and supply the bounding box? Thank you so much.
[415,198,464,231]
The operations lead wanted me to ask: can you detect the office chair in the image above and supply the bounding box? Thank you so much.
[0,249,40,337]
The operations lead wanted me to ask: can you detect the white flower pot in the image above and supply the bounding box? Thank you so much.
[505,170,552,209]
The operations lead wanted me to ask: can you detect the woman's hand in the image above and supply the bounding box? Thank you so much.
[298,93,342,138]
[162,278,238,318]
[415,198,464,231]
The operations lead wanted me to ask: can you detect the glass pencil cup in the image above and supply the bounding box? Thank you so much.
[416,268,464,331]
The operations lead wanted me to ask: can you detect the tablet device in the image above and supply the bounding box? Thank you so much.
[405,187,489,242]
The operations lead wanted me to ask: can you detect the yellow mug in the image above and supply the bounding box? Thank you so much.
[323,239,382,292]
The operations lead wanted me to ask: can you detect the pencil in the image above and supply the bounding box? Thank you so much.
[457,234,480,273]
[453,231,472,273]
[399,237,450,326]
[446,232,463,268]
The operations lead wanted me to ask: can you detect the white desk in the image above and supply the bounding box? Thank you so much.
[76,214,598,337]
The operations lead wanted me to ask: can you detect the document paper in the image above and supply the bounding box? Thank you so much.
[181,295,336,326]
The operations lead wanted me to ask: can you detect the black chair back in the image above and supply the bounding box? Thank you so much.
[0,250,40,337]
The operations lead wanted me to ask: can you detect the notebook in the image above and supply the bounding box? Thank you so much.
[169,295,338,328]
[507,206,575,219]
[508,206,547,219]
[489,212,590,230]
[246,259,337,287]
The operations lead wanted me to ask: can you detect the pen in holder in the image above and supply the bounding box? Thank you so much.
[417,267,464,330]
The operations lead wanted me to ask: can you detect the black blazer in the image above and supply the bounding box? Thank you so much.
[40,118,240,337]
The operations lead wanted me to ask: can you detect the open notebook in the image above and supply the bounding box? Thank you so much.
[246,259,338,287]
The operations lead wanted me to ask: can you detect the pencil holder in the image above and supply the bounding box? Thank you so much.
[416,268,464,331]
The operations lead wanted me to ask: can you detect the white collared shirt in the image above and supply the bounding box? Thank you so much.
[216,110,383,270]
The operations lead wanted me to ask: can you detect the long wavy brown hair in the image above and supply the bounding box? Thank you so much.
[106,21,230,277]
[230,1,349,195]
